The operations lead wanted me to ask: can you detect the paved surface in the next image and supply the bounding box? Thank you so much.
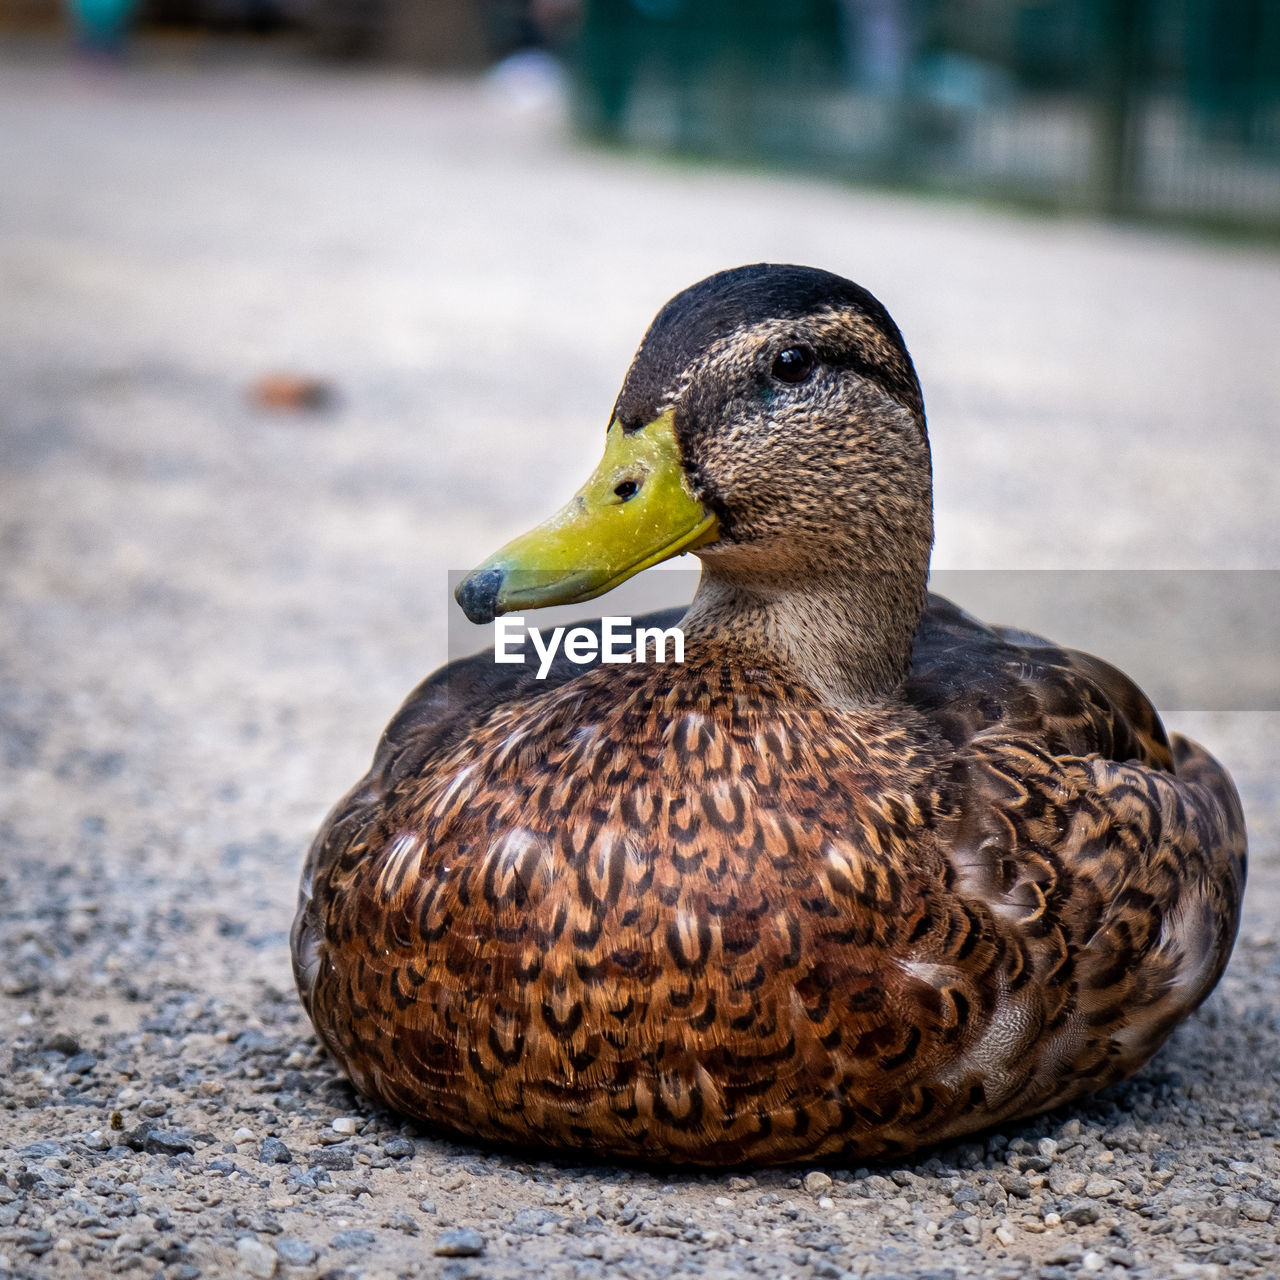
[1,47,1279,1280]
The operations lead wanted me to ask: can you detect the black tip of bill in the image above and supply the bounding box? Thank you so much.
[454,567,504,625]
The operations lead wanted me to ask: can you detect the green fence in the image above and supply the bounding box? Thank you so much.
[573,0,1280,229]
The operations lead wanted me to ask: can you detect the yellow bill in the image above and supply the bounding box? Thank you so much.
[454,409,720,624]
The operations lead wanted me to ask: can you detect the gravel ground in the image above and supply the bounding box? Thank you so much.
[2,46,1279,1280]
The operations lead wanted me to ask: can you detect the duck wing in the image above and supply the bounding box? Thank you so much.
[898,594,1247,1124]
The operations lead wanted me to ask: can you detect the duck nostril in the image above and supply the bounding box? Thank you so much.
[614,479,640,501]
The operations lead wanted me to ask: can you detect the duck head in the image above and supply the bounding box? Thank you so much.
[456,263,933,701]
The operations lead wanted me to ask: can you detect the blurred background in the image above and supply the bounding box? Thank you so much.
[5,0,1280,227]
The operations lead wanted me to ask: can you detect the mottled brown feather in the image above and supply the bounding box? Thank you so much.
[293,596,1246,1165]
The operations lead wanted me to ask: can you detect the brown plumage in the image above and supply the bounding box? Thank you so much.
[292,264,1246,1166]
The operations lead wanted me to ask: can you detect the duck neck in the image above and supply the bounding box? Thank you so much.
[681,556,927,708]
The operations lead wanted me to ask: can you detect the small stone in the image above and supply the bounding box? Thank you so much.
[233,1127,256,1144]
[1083,1252,1106,1273]
[275,1238,316,1266]
[1043,1244,1083,1266]
[1241,1197,1274,1221]
[803,1171,833,1195]
[331,1116,360,1135]
[330,1229,377,1250]
[260,1137,293,1165]
[235,1235,277,1279]
[1037,1138,1058,1160]
[1062,1203,1100,1226]
[383,1137,416,1159]
[140,1099,167,1117]
[419,1200,438,1214]
[995,1225,1017,1246]
[309,1148,353,1171]
[434,1228,486,1257]
[141,1129,196,1156]
[22,1231,53,1258]
[1084,1178,1118,1198]
[511,1208,561,1232]
[817,1196,834,1209]
[43,1033,80,1056]
[1048,1170,1087,1196]
[65,1052,98,1074]
[20,1140,65,1159]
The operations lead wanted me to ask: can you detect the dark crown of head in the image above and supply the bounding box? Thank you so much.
[614,264,923,428]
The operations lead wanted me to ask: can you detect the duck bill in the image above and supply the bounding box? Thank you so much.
[454,409,720,624]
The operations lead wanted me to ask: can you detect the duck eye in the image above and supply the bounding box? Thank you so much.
[771,346,815,384]
[614,479,639,500]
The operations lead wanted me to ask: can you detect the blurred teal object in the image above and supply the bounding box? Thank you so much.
[67,0,139,51]
[573,0,1280,231]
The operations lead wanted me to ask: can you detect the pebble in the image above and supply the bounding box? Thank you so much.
[1062,1203,1100,1226]
[308,1147,353,1171]
[1049,1169,1088,1195]
[1241,1198,1275,1221]
[131,1129,195,1156]
[275,1238,316,1266]
[511,1208,561,1232]
[330,1229,377,1249]
[259,1137,293,1165]
[235,1235,277,1279]
[434,1228,486,1257]
[331,1117,360,1135]
[1044,1245,1084,1266]
[803,1171,832,1195]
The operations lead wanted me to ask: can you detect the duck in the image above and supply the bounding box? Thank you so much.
[291,263,1246,1167]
